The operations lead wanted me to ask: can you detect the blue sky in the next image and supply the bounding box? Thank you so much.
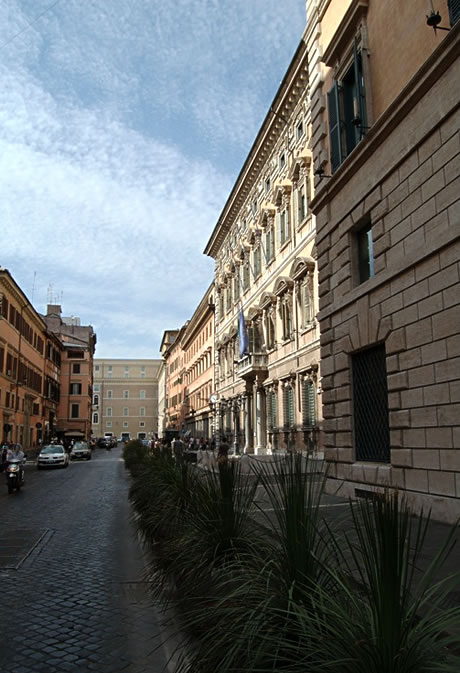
[1,0,306,358]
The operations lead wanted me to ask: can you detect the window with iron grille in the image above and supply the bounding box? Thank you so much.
[352,345,390,462]
[302,379,316,427]
[283,385,295,428]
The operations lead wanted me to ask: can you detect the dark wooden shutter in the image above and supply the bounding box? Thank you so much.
[448,0,460,25]
[327,82,343,172]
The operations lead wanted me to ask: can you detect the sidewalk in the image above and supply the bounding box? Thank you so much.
[194,451,460,608]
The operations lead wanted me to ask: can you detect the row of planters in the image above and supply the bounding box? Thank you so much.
[123,439,460,672]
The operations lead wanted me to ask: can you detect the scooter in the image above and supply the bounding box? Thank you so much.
[5,459,25,494]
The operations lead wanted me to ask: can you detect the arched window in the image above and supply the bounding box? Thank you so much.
[93,394,99,406]
[92,412,99,424]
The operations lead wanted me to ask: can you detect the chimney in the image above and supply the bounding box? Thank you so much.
[47,304,62,316]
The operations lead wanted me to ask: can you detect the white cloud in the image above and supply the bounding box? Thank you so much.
[0,0,304,357]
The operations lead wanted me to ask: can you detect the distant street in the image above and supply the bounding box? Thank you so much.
[0,445,171,673]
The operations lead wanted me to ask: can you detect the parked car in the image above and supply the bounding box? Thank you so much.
[97,438,110,448]
[37,444,70,469]
[70,441,91,461]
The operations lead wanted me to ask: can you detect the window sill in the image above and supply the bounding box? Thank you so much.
[279,239,291,253]
[281,337,294,345]
[299,321,316,335]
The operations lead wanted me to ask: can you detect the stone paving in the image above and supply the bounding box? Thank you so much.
[0,446,172,673]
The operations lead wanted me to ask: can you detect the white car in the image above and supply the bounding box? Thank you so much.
[37,444,70,469]
[70,441,91,461]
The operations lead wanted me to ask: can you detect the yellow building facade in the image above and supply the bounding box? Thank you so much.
[204,38,322,455]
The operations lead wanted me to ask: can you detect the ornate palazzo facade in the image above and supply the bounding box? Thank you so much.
[204,38,322,455]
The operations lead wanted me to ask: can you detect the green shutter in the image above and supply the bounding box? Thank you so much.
[327,82,343,172]
[448,0,460,25]
[288,387,295,426]
[353,38,367,134]
[302,379,316,426]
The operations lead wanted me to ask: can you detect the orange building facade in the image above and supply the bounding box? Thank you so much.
[0,269,48,449]
[43,305,96,442]
[182,284,215,440]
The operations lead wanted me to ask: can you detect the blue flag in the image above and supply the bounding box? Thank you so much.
[238,309,249,358]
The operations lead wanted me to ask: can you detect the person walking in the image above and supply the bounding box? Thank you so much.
[217,434,230,465]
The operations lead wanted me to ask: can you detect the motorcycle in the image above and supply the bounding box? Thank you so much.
[5,459,25,494]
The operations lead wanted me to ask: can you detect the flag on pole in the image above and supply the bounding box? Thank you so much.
[238,308,249,358]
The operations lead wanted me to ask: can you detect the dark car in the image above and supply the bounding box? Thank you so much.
[97,438,110,448]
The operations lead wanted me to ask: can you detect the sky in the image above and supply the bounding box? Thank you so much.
[1,0,306,358]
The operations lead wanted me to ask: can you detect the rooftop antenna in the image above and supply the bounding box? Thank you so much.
[47,284,54,305]
[31,271,37,303]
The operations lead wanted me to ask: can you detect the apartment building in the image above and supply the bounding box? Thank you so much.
[162,328,186,436]
[0,268,49,449]
[43,305,96,442]
[93,359,161,441]
[157,359,166,440]
[306,0,459,520]
[204,36,321,454]
[182,284,215,441]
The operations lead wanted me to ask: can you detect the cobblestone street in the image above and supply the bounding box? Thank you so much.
[0,445,171,673]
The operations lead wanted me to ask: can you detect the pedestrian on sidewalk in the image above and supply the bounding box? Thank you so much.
[217,435,230,465]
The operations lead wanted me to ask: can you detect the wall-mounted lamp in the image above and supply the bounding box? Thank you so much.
[314,166,332,179]
[426,10,450,31]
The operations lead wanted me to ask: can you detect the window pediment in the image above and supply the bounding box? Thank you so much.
[274,276,294,297]
[273,180,293,206]
[258,203,276,228]
[290,256,315,281]
[259,292,277,309]
[289,149,312,181]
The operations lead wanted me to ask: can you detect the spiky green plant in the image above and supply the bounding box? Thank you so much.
[172,453,334,673]
[281,493,460,673]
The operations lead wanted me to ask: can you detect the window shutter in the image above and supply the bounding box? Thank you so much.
[327,82,343,172]
[448,0,460,25]
[271,391,278,428]
[302,379,316,426]
[288,387,295,426]
[247,326,254,353]
[283,387,289,428]
[276,213,281,249]
[353,38,366,130]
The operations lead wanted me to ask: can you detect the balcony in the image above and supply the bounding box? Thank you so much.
[237,352,268,380]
